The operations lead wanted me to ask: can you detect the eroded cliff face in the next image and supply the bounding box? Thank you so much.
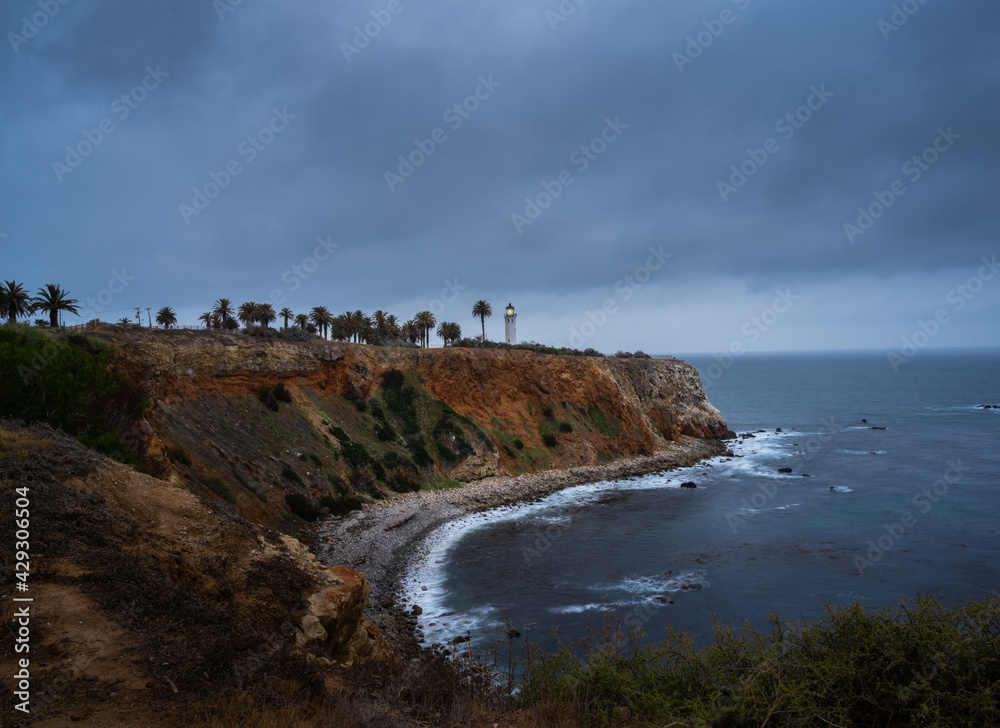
[90,328,732,525]
[0,421,388,726]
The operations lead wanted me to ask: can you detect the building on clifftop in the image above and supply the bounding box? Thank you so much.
[504,303,517,345]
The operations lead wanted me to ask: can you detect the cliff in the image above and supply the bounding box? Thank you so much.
[86,328,732,526]
[0,421,387,727]
[0,328,733,725]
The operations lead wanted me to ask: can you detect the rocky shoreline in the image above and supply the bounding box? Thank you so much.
[309,437,728,652]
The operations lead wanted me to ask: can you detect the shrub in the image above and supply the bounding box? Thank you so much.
[77,430,137,465]
[273,382,293,402]
[341,441,373,468]
[375,422,397,442]
[541,405,554,418]
[285,493,318,520]
[435,442,457,463]
[318,493,362,516]
[0,326,145,439]
[614,350,633,358]
[513,438,524,450]
[542,433,558,448]
[408,439,433,468]
[386,468,421,493]
[516,595,1000,728]
[328,425,351,444]
[204,476,236,504]
[166,445,192,467]
[583,347,604,357]
[558,421,573,433]
[633,350,652,359]
[281,465,303,484]
[381,368,405,390]
[385,385,420,435]
[257,385,279,411]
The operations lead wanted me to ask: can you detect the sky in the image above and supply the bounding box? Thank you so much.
[1,0,998,355]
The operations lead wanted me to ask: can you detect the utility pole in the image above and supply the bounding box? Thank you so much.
[145,308,152,327]
[135,307,142,326]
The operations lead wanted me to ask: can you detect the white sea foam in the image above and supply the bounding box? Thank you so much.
[402,430,813,647]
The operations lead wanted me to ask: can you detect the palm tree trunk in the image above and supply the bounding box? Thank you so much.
[481,316,485,343]
[50,310,58,328]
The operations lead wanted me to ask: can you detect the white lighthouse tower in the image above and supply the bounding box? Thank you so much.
[504,303,517,345]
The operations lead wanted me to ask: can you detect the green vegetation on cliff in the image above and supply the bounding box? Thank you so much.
[0,326,145,462]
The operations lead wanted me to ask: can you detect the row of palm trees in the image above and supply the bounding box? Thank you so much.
[0,281,81,327]
[188,299,473,347]
[1,281,500,349]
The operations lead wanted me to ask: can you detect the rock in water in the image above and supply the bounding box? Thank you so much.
[681,481,697,488]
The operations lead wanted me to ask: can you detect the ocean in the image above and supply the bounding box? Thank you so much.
[401,349,1000,653]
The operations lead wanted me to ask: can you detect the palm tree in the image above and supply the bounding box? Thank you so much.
[257,303,277,328]
[212,298,235,329]
[279,307,294,329]
[198,312,213,328]
[237,301,258,329]
[1,281,33,324]
[350,310,369,343]
[436,321,461,346]
[372,310,388,340]
[116,317,132,327]
[294,313,309,329]
[33,284,79,328]
[414,310,436,348]
[385,314,401,339]
[337,310,355,341]
[401,320,419,346]
[156,306,178,329]
[472,300,492,344]
[309,306,332,339]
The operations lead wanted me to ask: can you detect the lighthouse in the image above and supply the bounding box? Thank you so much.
[504,303,517,345]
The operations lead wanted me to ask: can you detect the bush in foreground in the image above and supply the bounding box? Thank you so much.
[513,595,1000,727]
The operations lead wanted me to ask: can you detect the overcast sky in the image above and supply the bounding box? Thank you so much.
[1,0,997,354]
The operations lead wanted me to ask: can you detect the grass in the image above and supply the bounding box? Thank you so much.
[425,477,464,491]
[587,403,616,437]
[522,447,550,467]
[0,423,48,459]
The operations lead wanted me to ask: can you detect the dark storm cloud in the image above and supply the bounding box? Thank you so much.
[0,0,997,350]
